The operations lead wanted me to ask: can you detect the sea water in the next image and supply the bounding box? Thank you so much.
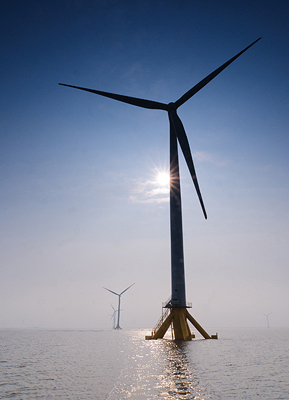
[1,328,289,399]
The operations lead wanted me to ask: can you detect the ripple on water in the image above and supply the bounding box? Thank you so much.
[107,332,216,399]
[1,328,289,399]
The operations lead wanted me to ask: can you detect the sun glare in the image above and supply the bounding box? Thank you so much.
[156,171,170,187]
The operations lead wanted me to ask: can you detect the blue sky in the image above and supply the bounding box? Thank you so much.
[1,0,289,330]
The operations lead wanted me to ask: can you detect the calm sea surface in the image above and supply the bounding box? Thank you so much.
[1,328,289,399]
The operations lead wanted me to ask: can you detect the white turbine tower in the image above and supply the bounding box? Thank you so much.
[104,284,134,329]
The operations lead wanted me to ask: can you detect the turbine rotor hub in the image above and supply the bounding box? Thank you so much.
[168,102,176,110]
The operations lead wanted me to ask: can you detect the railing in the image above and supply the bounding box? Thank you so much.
[162,298,192,308]
[151,297,193,336]
[162,296,172,308]
[152,307,170,335]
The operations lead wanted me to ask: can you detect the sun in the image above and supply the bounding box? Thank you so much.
[156,171,170,187]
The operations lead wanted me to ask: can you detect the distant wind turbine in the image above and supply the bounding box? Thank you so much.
[104,284,134,329]
[263,313,272,328]
[109,303,117,329]
[59,37,261,340]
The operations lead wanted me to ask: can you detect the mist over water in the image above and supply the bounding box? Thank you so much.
[1,328,289,399]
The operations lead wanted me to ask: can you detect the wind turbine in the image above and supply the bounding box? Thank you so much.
[109,303,117,329]
[59,37,261,340]
[103,284,134,329]
[263,313,271,328]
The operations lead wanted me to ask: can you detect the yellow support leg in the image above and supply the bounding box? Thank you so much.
[152,310,174,339]
[185,309,212,339]
[146,306,218,340]
[172,308,192,340]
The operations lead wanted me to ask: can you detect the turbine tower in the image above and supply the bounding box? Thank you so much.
[103,284,134,329]
[59,37,261,340]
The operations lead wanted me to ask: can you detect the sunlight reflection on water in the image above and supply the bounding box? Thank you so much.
[108,331,214,399]
[159,341,211,399]
[107,328,289,399]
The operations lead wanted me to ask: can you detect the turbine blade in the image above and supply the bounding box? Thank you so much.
[58,83,168,111]
[175,37,261,108]
[169,110,207,219]
[103,287,119,296]
[120,283,135,296]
